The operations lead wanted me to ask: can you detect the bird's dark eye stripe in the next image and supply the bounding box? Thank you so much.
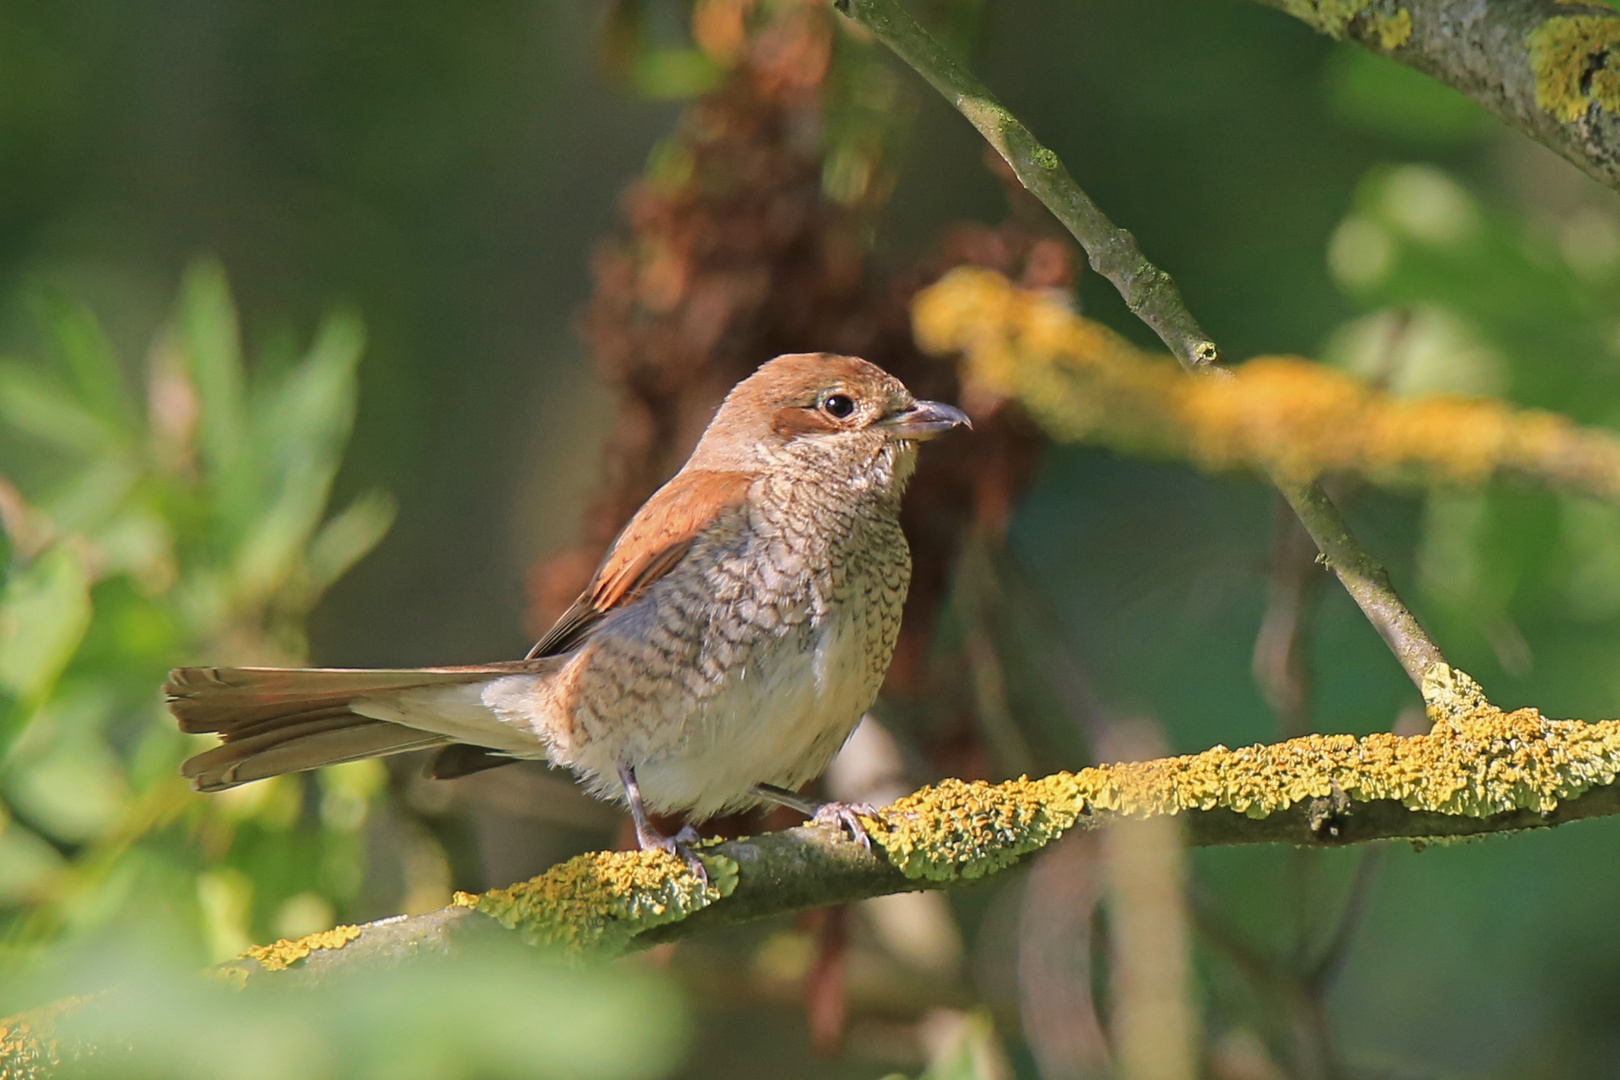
[820,393,856,419]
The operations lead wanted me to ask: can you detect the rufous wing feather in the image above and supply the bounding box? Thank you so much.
[526,469,751,658]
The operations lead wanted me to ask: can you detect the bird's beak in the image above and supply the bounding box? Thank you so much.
[883,399,972,440]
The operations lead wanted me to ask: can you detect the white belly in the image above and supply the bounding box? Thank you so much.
[574,605,877,819]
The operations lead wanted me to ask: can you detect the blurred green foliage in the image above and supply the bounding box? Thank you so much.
[5,0,1620,1077]
[0,262,394,960]
[31,939,687,1080]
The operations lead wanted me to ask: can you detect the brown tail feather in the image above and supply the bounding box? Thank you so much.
[165,663,540,792]
[164,664,533,733]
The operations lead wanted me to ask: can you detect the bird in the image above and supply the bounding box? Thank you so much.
[165,352,970,873]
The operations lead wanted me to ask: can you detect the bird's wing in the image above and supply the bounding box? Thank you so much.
[526,469,752,659]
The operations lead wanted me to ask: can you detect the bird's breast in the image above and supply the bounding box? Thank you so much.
[532,487,911,817]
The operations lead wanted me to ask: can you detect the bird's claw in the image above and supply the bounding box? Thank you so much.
[641,824,709,886]
[812,801,879,851]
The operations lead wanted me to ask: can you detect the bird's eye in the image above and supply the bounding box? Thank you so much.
[821,393,856,419]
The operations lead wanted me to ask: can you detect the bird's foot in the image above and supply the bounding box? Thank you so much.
[636,822,709,886]
[811,801,879,851]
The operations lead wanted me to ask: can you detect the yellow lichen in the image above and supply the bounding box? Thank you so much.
[1370,8,1412,49]
[867,672,1620,880]
[0,997,94,1079]
[1271,0,1374,38]
[473,849,738,958]
[239,923,363,973]
[0,1015,59,1080]
[911,268,1620,498]
[1529,15,1620,122]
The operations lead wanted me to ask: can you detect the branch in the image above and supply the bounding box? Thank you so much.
[12,668,1620,1072]
[213,668,1620,974]
[1252,0,1620,194]
[834,0,1450,691]
[914,268,1620,502]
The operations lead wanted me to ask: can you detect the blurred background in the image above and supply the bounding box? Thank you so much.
[3,0,1620,1077]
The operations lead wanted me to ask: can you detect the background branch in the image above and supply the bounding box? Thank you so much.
[835,0,1449,691]
[1252,0,1620,194]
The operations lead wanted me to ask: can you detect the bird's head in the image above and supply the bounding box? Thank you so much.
[688,353,971,491]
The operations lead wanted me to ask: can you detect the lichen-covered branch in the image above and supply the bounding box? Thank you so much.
[195,669,1620,969]
[1252,0,1620,194]
[910,266,1620,678]
[13,667,1620,1072]
[914,268,1620,501]
[831,0,1450,692]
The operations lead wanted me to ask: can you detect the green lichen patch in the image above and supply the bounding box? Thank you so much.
[465,849,738,958]
[867,675,1620,880]
[1529,15,1620,122]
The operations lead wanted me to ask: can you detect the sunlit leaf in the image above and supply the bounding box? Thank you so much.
[0,819,65,906]
[0,544,92,707]
[53,941,690,1080]
[178,260,248,486]
[231,457,340,603]
[306,491,395,598]
[260,310,363,455]
[5,735,132,843]
[231,312,366,603]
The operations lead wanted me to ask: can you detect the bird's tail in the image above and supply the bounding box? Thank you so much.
[166,663,539,792]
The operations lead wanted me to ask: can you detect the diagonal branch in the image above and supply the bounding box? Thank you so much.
[833,0,1449,691]
[1253,0,1620,195]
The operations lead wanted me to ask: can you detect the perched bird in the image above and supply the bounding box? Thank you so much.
[165,353,969,871]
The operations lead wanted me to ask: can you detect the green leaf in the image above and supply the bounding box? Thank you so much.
[0,544,92,707]
[229,311,366,602]
[0,361,123,456]
[256,309,364,472]
[178,259,248,484]
[0,818,65,906]
[39,457,140,535]
[306,490,395,598]
[37,291,138,435]
[6,735,131,844]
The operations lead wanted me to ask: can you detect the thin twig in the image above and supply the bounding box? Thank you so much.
[833,0,1218,372]
[834,0,1450,692]
[955,535,1039,777]
[1254,497,1323,739]
[1306,845,1384,991]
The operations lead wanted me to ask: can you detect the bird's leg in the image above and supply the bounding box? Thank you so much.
[752,782,878,852]
[619,763,708,884]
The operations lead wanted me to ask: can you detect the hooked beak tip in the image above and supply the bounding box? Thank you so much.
[886,400,972,439]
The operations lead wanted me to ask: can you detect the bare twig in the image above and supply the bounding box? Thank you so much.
[835,0,1450,692]
[1253,498,1324,739]
[830,0,1219,372]
[1306,845,1384,992]
[955,536,1039,777]
[1018,833,1111,1080]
